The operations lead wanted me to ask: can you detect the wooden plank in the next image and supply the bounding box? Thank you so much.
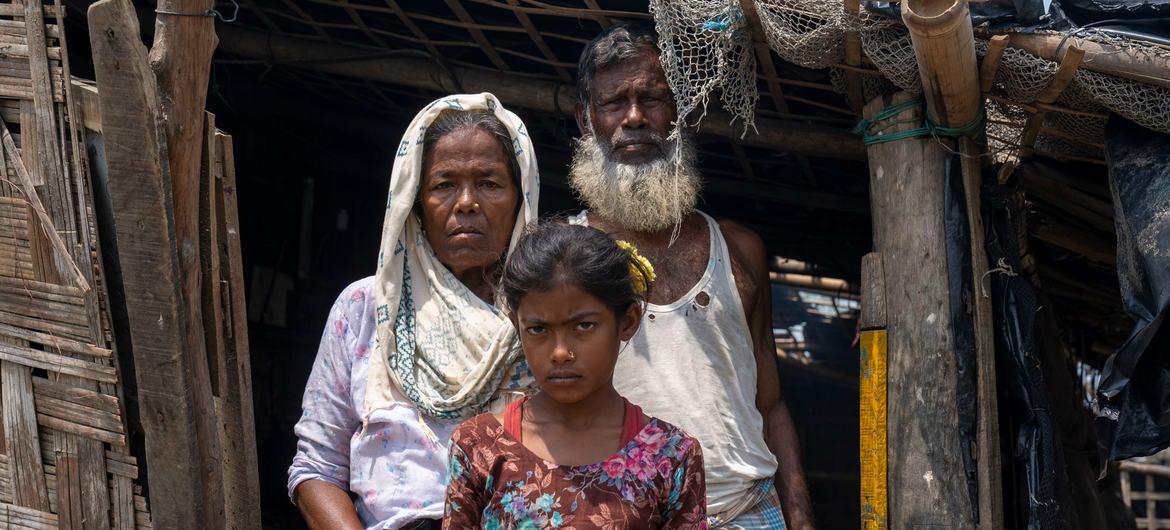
[979,35,1010,93]
[1,355,50,511]
[200,113,223,398]
[865,92,975,528]
[88,1,210,525]
[960,135,1003,530]
[147,2,225,524]
[213,132,261,528]
[859,253,887,530]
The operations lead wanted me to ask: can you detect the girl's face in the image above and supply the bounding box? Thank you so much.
[514,280,641,405]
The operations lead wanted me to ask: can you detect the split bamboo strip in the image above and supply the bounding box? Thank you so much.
[0,340,117,383]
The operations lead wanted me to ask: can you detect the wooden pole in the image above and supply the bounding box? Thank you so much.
[87,0,210,527]
[865,92,976,528]
[214,25,867,160]
[904,1,1003,526]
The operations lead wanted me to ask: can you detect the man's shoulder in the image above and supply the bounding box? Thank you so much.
[713,216,767,272]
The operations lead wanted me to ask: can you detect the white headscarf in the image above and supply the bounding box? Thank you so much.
[366,93,539,421]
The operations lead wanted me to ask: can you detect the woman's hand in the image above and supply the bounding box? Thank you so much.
[294,479,364,530]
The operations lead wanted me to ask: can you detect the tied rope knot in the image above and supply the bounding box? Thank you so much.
[980,257,1019,299]
[852,97,984,146]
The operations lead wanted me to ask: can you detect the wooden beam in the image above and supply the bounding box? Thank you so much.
[87,0,210,526]
[215,25,867,160]
[864,92,976,528]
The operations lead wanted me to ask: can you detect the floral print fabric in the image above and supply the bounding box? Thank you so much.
[443,413,708,529]
[288,277,459,529]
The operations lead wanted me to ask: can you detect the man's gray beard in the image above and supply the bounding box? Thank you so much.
[568,133,701,233]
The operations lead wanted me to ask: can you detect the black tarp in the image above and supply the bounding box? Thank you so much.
[943,157,981,522]
[984,181,1066,529]
[863,0,1170,43]
[1097,116,1170,461]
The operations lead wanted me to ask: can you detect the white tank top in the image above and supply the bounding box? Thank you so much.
[570,211,778,513]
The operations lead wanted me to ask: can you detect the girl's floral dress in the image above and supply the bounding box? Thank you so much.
[442,411,708,529]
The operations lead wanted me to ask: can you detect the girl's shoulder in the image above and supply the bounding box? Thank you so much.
[450,412,505,447]
[636,417,703,458]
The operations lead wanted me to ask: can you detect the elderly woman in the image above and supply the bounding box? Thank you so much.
[288,94,539,530]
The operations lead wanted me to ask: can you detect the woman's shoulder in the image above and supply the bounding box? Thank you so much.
[332,276,377,311]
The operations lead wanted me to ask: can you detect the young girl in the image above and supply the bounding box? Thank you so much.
[443,223,708,529]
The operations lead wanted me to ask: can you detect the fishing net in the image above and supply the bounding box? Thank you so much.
[650,0,758,134]
[651,0,1170,162]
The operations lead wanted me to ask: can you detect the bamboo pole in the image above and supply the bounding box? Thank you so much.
[902,0,981,128]
[903,0,1003,527]
[978,30,1170,90]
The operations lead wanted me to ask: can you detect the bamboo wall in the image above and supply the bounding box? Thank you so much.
[0,1,152,528]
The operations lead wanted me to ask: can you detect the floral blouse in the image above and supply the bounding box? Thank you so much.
[443,413,708,529]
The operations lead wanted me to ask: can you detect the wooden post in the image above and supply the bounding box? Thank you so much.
[860,253,888,530]
[865,92,976,528]
[87,0,210,527]
[903,0,1004,526]
[149,3,226,525]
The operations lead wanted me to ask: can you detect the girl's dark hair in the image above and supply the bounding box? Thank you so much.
[502,221,648,315]
[422,109,521,191]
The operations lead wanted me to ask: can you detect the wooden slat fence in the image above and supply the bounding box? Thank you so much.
[1122,461,1170,529]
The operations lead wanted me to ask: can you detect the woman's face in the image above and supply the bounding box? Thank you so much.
[514,280,641,405]
[419,127,519,277]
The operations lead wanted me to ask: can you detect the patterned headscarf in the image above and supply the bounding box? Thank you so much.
[366,93,538,421]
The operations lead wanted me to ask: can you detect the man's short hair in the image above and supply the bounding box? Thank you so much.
[576,22,660,108]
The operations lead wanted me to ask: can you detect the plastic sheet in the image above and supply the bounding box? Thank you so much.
[943,157,981,522]
[1097,116,1170,461]
[984,181,1065,529]
[862,0,1071,30]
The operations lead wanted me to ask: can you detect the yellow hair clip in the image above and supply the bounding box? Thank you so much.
[615,240,656,294]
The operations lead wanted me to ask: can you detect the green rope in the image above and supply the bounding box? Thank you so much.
[853,98,984,146]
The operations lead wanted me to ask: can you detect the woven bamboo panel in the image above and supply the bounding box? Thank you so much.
[0,2,150,528]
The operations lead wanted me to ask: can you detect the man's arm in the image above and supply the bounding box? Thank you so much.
[721,220,815,530]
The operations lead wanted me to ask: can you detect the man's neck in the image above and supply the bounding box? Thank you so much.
[585,210,700,249]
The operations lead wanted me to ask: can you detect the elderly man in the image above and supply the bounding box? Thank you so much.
[567,23,815,529]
